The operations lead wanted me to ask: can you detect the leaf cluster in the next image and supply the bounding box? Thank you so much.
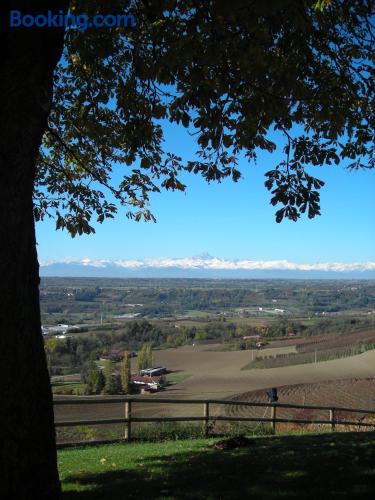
[35,0,374,232]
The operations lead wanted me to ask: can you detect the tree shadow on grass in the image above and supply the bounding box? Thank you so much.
[62,432,375,500]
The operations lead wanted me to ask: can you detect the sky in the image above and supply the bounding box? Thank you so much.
[36,121,375,267]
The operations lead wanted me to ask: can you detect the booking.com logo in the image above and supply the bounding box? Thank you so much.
[10,10,136,30]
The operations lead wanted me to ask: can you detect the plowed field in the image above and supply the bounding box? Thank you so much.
[55,344,375,442]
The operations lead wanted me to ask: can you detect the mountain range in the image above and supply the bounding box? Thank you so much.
[39,255,375,279]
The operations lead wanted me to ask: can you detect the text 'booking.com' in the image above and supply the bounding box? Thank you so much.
[10,10,136,30]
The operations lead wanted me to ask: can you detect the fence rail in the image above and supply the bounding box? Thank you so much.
[54,397,375,444]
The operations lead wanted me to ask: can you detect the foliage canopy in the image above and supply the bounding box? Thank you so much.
[35,0,374,234]
[137,343,153,371]
[120,351,131,393]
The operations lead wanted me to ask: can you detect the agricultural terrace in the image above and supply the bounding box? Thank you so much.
[225,378,375,430]
[55,344,375,444]
[150,344,375,400]
[244,328,375,369]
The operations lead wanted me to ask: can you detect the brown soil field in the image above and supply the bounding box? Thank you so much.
[225,378,375,428]
[54,344,375,442]
[295,328,375,353]
[231,377,375,409]
[268,328,375,352]
[151,344,375,399]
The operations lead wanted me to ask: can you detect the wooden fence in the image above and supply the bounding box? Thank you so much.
[54,397,375,445]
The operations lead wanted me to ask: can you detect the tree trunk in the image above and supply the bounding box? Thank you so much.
[0,2,68,498]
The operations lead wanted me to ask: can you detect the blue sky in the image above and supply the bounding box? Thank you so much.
[36,122,374,265]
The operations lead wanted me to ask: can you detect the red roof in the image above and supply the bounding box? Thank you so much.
[131,375,162,384]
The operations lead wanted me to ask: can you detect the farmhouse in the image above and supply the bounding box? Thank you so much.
[131,375,164,392]
[42,324,69,335]
[140,366,168,376]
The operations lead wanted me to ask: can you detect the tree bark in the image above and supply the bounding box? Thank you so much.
[0,2,68,498]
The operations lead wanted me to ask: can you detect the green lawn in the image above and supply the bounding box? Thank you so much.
[52,383,86,395]
[59,431,375,499]
[166,372,191,385]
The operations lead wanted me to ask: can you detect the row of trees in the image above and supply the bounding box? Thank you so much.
[137,343,153,371]
[45,314,375,376]
[81,352,132,395]
[43,320,175,374]
[81,343,154,395]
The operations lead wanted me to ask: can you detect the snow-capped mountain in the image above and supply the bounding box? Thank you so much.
[39,256,375,279]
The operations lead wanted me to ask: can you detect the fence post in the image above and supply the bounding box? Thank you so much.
[329,408,335,432]
[203,402,210,437]
[271,405,277,434]
[125,401,132,441]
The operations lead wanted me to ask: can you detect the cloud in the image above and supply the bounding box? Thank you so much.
[39,256,375,273]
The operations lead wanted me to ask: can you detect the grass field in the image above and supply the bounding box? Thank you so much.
[53,383,86,395]
[166,371,192,385]
[59,432,375,499]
